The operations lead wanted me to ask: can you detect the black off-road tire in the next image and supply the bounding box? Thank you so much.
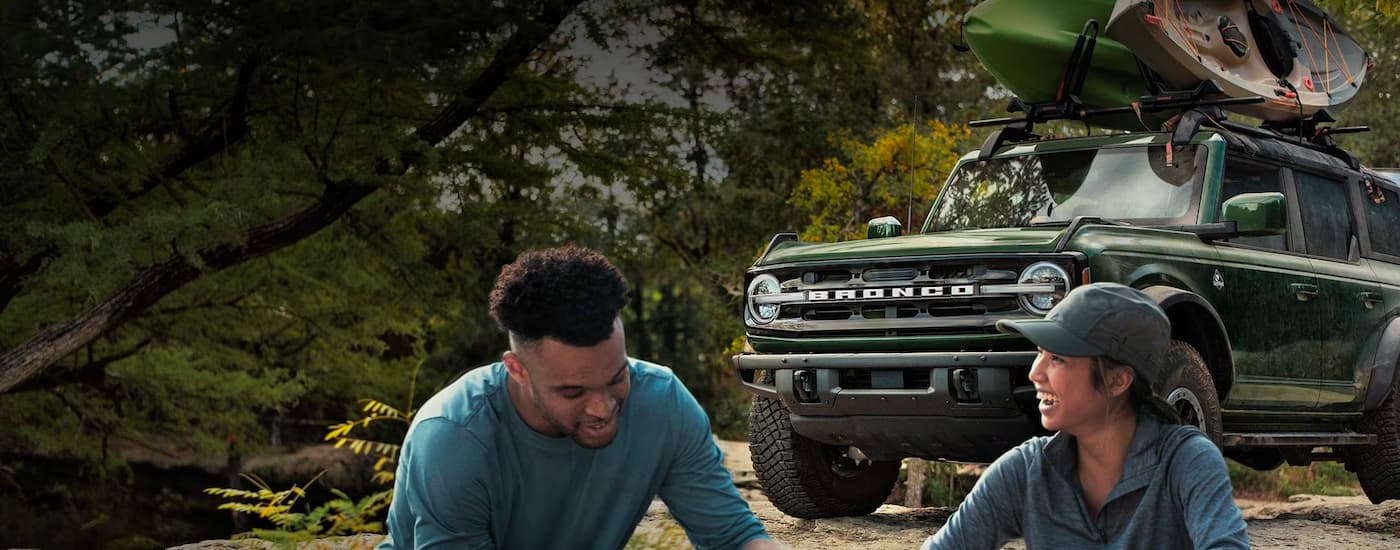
[749,395,900,518]
[1348,384,1400,503]
[1161,340,1223,444]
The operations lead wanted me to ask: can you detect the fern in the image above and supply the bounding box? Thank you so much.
[205,471,390,541]
[322,358,424,484]
[204,358,422,541]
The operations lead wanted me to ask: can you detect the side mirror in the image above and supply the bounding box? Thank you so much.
[1221,192,1287,237]
[867,216,903,239]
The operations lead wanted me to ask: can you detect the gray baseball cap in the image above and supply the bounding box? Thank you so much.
[995,282,1170,386]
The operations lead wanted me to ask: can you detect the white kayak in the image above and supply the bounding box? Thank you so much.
[1107,0,1371,122]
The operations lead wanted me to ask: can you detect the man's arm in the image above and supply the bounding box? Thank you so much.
[1171,436,1250,550]
[380,417,495,550]
[657,378,774,550]
[920,445,1028,550]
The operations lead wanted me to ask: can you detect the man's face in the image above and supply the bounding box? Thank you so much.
[504,319,630,449]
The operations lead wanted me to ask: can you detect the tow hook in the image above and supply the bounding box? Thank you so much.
[953,368,981,403]
[794,369,819,403]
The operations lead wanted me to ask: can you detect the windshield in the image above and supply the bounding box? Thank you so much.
[925,145,1202,232]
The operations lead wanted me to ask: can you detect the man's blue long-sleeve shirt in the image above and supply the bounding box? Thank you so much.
[379,359,769,550]
[922,415,1249,549]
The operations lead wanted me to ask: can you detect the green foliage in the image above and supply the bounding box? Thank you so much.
[1322,0,1400,17]
[205,472,390,544]
[791,120,974,241]
[325,395,417,486]
[0,0,997,541]
[1227,459,1362,500]
[919,462,979,508]
[205,365,419,542]
[890,459,979,508]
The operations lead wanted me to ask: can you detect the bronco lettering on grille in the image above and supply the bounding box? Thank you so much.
[807,285,975,301]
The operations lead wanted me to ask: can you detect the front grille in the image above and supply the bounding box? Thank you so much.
[750,255,1078,338]
[792,297,1020,322]
[863,267,918,282]
[802,269,853,284]
[858,304,920,319]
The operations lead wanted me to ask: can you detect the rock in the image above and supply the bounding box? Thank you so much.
[167,534,384,550]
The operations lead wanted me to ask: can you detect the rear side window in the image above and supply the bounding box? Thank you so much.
[1219,160,1286,251]
[1294,172,1354,260]
[1362,179,1400,257]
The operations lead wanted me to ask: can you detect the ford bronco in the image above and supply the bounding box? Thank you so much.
[735,112,1400,517]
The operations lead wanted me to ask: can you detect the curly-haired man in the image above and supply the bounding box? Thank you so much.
[380,246,777,550]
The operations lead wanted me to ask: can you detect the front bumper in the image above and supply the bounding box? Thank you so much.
[733,351,1043,461]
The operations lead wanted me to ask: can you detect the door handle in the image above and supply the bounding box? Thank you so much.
[1290,283,1319,302]
[1360,291,1385,309]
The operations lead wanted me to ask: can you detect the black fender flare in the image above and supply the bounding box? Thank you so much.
[1362,317,1400,411]
[1139,285,1235,400]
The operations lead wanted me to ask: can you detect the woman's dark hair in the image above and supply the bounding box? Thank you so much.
[1091,357,1181,424]
[488,246,629,347]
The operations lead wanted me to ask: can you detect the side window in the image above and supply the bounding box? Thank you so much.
[1362,178,1400,257]
[1219,160,1286,250]
[1294,171,1355,260]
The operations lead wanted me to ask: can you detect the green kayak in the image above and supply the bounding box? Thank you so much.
[964,0,1152,129]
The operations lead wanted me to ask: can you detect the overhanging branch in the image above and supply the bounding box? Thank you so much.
[0,0,583,394]
[89,52,262,219]
[9,338,152,394]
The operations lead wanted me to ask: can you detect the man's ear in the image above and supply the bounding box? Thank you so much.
[503,350,528,384]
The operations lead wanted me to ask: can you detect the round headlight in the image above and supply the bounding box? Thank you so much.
[1018,262,1070,314]
[747,274,782,323]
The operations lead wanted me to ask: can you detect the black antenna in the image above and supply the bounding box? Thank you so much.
[908,96,917,232]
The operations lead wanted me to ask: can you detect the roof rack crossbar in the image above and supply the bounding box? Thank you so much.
[971,80,1264,130]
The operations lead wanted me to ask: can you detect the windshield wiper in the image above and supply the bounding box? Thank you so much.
[1030,217,1131,227]
[1051,216,1133,252]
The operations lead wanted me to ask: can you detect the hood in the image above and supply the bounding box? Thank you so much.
[758,227,1067,266]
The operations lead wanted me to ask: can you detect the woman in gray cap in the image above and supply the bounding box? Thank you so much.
[921,282,1248,549]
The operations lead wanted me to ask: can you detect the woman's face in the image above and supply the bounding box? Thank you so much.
[1028,347,1121,434]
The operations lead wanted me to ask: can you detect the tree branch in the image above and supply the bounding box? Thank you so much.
[0,246,57,316]
[1,55,262,305]
[0,0,583,394]
[9,338,152,394]
[89,52,262,219]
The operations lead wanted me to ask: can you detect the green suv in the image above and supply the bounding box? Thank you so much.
[735,121,1400,518]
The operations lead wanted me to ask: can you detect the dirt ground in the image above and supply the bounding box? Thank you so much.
[629,439,1400,549]
[171,438,1400,549]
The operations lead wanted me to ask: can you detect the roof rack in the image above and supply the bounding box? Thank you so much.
[966,18,1366,167]
[971,81,1265,160]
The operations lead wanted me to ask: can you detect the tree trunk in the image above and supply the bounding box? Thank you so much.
[631,268,652,360]
[227,437,250,533]
[904,458,926,508]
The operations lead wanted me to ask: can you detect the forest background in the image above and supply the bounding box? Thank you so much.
[2,0,1398,547]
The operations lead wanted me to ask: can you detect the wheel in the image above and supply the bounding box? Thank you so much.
[748,395,900,518]
[1161,340,1223,444]
[1347,382,1400,503]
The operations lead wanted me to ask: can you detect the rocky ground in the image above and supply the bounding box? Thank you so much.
[172,439,1400,549]
[633,440,1400,549]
